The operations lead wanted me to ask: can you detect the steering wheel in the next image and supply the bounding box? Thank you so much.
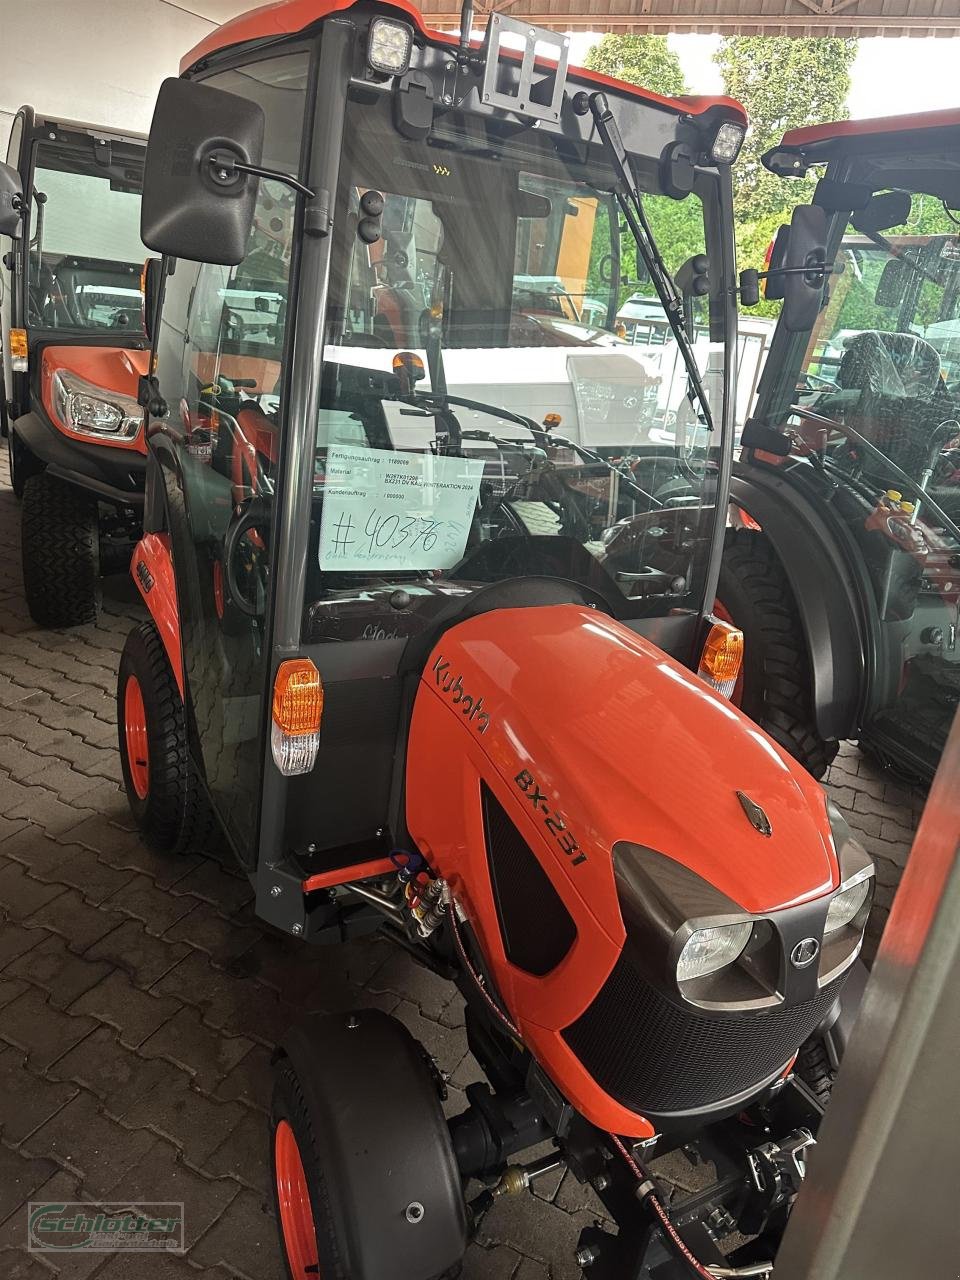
[799,369,839,391]
[223,500,271,617]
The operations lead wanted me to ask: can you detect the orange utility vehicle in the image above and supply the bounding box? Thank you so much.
[116,2,872,1275]
[0,108,147,625]
[722,109,960,782]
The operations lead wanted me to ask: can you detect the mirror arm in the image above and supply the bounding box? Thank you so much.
[207,152,315,200]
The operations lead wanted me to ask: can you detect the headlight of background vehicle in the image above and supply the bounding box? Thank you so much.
[52,370,142,441]
[677,922,752,982]
[824,867,873,934]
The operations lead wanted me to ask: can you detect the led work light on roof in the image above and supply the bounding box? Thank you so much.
[367,18,413,76]
[710,121,746,166]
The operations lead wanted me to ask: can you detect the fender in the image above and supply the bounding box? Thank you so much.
[730,464,870,741]
[131,532,183,697]
[276,1010,467,1278]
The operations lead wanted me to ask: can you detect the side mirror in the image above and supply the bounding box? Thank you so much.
[0,161,23,237]
[875,257,909,308]
[142,256,163,344]
[852,190,911,237]
[762,225,791,302]
[141,78,265,266]
[781,204,829,334]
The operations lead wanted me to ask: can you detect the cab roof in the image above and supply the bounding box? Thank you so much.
[180,0,745,124]
[771,106,960,167]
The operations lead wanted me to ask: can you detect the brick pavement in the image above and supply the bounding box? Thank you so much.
[0,443,926,1279]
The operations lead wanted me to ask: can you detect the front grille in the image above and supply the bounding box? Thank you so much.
[563,951,843,1115]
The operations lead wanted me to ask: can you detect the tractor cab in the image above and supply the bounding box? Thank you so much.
[119,4,874,1276]
[133,2,746,873]
[729,111,960,782]
[0,108,148,625]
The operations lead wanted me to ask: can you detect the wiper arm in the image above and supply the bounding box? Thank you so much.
[588,93,715,438]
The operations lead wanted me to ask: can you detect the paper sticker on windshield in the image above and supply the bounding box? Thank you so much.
[318,447,484,572]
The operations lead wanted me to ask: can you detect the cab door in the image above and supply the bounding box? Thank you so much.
[147,50,310,862]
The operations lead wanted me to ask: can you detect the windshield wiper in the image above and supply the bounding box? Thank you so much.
[588,93,715,438]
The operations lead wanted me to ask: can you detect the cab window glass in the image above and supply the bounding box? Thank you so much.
[151,49,310,857]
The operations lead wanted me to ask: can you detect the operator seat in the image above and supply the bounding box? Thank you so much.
[837,330,946,475]
[371,232,423,348]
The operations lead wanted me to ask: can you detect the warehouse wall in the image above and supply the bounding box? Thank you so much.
[0,0,220,155]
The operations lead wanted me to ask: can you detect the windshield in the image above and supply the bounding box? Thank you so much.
[285,90,727,636]
[27,133,145,333]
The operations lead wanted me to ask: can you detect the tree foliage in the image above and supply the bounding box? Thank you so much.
[583,35,687,97]
[713,37,857,315]
[715,36,857,225]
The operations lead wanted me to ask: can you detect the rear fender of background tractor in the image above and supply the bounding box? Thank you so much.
[731,467,867,740]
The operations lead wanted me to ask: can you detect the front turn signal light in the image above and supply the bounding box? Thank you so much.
[271,658,323,776]
[698,620,744,700]
[10,328,27,372]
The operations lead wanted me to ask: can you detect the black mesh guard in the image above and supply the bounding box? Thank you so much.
[482,783,577,977]
[563,948,844,1116]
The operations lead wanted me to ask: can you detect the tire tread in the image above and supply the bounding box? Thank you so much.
[22,473,100,626]
[719,529,839,779]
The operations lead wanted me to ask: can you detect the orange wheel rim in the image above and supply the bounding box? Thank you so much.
[275,1119,320,1278]
[123,676,150,800]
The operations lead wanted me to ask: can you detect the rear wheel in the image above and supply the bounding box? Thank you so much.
[21,472,101,626]
[717,529,839,780]
[117,621,218,853]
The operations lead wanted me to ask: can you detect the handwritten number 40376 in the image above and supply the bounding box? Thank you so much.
[363,510,444,555]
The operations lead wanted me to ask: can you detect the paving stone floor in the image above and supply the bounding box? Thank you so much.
[0,441,927,1278]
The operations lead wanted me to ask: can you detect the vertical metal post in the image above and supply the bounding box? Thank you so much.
[773,707,960,1278]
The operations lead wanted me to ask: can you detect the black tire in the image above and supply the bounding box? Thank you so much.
[717,529,839,780]
[796,1038,835,1107]
[272,1056,350,1280]
[117,621,218,854]
[8,429,42,499]
[271,1011,467,1280]
[21,472,101,626]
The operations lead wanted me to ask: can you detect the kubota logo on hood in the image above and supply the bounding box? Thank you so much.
[432,657,491,734]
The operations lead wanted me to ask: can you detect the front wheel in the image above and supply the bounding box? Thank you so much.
[717,529,839,780]
[8,429,42,499]
[272,1011,467,1280]
[21,472,101,626]
[117,621,218,853]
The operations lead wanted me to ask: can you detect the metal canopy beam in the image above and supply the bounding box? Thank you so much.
[419,0,960,35]
[773,705,960,1279]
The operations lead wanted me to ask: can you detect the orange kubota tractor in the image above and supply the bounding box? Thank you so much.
[115,2,873,1275]
[0,108,148,626]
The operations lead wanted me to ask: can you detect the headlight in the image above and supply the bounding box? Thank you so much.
[367,17,413,76]
[677,922,752,982]
[824,870,872,934]
[710,122,746,165]
[52,371,141,440]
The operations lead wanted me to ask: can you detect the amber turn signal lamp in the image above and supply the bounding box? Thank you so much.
[271,659,323,777]
[273,659,323,734]
[10,327,27,371]
[697,621,744,700]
